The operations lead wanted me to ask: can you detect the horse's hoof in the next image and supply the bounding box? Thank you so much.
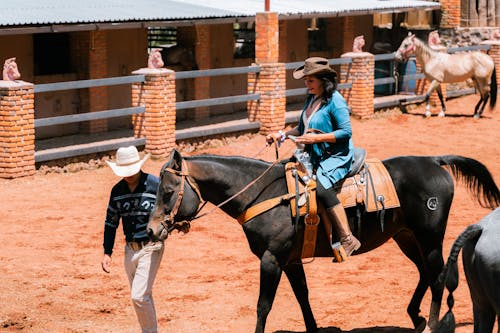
[415,317,427,333]
[425,111,432,118]
[438,111,445,117]
[474,114,481,119]
[420,325,432,333]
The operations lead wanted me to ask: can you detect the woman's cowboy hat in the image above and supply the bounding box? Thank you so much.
[293,57,336,80]
[106,146,150,178]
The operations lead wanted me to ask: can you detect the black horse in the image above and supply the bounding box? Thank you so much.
[147,149,500,333]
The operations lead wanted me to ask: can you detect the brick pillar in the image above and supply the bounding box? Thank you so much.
[251,12,285,134]
[481,40,500,85]
[194,24,210,121]
[255,12,279,63]
[0,81,35,178]
[132,68,176,158]
[86,30,108,134]
[440,0,460,28]
[247,63,286,134]
[340,52,374,119]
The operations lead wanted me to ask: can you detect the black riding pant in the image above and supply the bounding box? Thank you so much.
[316,180,340,209]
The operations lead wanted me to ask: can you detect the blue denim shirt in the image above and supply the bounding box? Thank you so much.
[297,91,354,189]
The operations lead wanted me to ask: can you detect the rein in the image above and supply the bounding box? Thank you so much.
[161,141,293,233]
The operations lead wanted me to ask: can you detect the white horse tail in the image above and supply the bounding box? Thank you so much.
[490,66,497,109]
[434,224,483,333]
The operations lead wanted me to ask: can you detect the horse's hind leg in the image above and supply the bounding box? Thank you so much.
[436,85,446,117]
[472,303,495,333]
[284,263,318,333]
[393,230,444,333]
[255,251,283,333]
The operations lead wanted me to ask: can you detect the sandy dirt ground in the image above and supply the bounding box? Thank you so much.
[1,94,499,333]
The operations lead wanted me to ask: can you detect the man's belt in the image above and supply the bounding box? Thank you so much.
[127,239,150,251]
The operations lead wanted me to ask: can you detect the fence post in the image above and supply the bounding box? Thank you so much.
[481,40,500,86]
[132,68,176,158]
[248,11,286,135]
[340,51,374,119]
[0,80,35,179]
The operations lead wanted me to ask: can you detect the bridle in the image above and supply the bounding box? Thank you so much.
[157,144,289,235]
[158,159,206,234]
[396,38,416,61]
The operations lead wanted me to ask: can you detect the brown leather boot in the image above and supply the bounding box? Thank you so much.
[328,204,361,257]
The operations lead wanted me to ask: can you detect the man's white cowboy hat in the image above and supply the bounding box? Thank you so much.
[106,146,150,177]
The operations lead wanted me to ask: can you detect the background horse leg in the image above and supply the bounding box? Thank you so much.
[255,251,283,333]
[436,85,446,117]
[283,264,318,333]
[424,80,441,118]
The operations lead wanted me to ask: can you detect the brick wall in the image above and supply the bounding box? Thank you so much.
[440,0,460,28]
[0,81,35,178]
[87,31,108,134]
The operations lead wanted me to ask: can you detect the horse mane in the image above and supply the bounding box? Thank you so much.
[412,37,440,60]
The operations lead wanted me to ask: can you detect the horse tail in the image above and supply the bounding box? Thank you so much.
[434,224,483,333]
[490,66,497,109]
[434,155,500,209]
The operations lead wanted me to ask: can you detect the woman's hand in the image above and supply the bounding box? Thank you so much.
[295,132,336,144]
[265,131,285,145]
[295,133,319,144]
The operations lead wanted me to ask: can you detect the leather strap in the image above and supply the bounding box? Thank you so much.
[236,193,295,225]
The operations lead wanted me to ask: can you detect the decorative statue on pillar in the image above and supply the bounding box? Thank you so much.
[491,29,500,40]
[2,58,21,81]
[352,36,365,53]
[147,49,164,69]
[428,30,441,47]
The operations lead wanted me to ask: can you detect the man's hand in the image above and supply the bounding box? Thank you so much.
[101,254,112,273]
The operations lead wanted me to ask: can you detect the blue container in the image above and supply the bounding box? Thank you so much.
[400,59,417,94]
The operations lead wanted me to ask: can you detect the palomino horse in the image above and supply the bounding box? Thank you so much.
[147,150,500,333]
[395,33,497,118]
[436,208,500,333]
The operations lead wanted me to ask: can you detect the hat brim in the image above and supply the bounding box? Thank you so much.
[106,153,150,177]
[293,66,335,80]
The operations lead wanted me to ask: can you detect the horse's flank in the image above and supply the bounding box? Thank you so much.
[412,37,494,83]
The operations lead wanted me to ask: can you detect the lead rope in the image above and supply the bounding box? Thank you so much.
[191,140,294,221]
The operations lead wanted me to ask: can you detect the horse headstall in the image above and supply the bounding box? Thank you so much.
[158,160,204,236]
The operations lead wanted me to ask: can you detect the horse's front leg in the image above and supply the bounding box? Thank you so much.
[424,80,441,118]
[284,263,318,333]
[255,250,283,333]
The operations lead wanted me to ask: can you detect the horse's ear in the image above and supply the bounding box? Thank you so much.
[171,149,183,171]
[161,149,183,175]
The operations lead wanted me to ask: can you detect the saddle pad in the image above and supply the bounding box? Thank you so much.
[337,158,400,212]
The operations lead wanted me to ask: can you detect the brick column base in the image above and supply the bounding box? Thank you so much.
[341,52,374,119]
[247,63,286,135]
[132,68,176,158]
[0,81,35,178]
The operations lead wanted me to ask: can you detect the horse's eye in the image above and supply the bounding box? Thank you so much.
[163,191,174,202]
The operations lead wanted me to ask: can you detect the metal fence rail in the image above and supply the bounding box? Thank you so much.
[34,45,488,162]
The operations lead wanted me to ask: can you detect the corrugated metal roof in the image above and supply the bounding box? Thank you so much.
[0,0,440,27]
[0,0,243,26]
[177,0,440,17]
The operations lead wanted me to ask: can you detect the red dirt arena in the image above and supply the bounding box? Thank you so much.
[1,94,499,333]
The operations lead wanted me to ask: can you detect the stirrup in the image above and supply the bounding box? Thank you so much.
[331,242,348,263]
